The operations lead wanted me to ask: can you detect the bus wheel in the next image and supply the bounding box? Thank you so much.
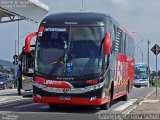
[100,102,110,110]
[49,104,59,110]
[120,82,129,101]
[121,93,128,101]
[100,89,112,110]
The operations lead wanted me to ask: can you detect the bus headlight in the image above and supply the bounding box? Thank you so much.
[0,81,4,84]
[22,77,25,80]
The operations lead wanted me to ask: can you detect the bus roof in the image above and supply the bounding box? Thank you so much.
[40,12,133,37]
[41,12,116,26]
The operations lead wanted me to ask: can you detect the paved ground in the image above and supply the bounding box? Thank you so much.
[0,89,17,95]
[119,88,160,120]
[0,89,31,105]
[0,87,156,120]
[132,88,160,114]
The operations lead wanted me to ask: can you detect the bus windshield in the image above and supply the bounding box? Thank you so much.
[35,26,104,77]
[135,65,148,79]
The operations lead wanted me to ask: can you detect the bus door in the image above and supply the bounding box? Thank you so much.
[21,46,35,91]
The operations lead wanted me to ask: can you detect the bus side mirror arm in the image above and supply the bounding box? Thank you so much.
[25,32,37,53]
[104,33,111,55]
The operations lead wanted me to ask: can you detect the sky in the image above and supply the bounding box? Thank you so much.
[0,0,160,71]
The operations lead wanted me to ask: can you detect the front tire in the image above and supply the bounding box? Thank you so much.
[120,93,128,101]
[100,102,110,110]
[49,104,59,110]
[100,88,112,110]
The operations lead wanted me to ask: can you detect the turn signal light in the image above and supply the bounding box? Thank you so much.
[85,80,98,84]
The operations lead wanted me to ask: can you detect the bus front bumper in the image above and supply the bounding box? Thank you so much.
[33,95,109,106]
[134,79,148,87]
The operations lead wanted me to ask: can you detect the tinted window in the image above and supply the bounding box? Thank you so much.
[35,26,104,76]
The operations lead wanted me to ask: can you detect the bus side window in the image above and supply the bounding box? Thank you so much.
[23,53,34,75]
[117,28,122,53]
[111,25,117,52]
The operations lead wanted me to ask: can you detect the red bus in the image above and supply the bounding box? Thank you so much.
[23,12,135,110]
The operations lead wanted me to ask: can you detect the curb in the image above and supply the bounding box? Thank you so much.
[138,88,159,105]
[122,88,160,116]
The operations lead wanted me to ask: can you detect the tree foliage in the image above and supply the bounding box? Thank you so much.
[0,64,15,74]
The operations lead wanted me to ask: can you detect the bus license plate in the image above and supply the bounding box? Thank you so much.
[59,96,71,101]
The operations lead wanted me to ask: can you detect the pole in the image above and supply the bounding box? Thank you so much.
[138,47,143,62]
[18,17,20,57]
[147,39,150,87]
[17,18,21,95]
[14,40,17,77]
[80,0,84,11]
[156,45,158,97]
[135,40,143,49]
[142,52,143,62]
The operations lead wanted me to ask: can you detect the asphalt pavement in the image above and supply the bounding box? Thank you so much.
[0,87,155,120]
[0,89,31,106]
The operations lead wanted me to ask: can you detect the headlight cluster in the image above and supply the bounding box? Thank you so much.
[0,81,4,84]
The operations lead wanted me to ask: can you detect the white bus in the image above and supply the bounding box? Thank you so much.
[134,63,149,87]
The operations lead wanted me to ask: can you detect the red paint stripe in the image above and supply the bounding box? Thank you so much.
[34,77,45,84]
[34,77,72,88]
[33,96,109,105]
